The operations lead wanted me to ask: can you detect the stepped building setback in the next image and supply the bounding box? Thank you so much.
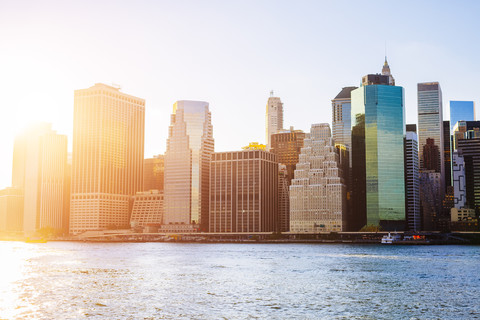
[290,123,346,232]
[164,100,214,232]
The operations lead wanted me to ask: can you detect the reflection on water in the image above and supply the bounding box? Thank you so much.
[0,242,479,319]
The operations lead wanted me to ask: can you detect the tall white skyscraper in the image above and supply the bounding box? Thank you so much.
[265,92,283,150]
[289,123,346,232]
[164,100,214,232]
[417,82,445,230]
[12,123,68,235]
[70,83,145,234]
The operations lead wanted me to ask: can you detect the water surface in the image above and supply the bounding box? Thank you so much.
[0,242,478,319]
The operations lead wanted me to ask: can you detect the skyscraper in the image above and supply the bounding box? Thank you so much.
[144,155,164,192]
[12,123,68,235]
[457,137,480,215]
[381,57,395,86]
[405,131,420,231]
[290,123,346,233]
[332,87,357,148]
[164,100,214,232]
[0,187,24,233]
[452,151,466,209]
[351,68,405,231]
[209,150,278,232]
[443,120,452,190]
[450,101,475,133]
[417,82,445,230]
[278,164,289,232]
[265,92,283,150]
[418,82,444,177]
[270,127,306,185]
[70,83,145,234]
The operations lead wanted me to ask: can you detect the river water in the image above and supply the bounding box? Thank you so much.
[0,242,478,319]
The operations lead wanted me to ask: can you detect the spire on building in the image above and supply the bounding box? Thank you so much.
[381,56,395,86]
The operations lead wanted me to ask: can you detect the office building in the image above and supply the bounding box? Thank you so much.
[417,82,445,230]
[70,84,145,234]
[130,190,163,227]
[450,101,475,133]
[278,164,289,232]
[405,131,420,231]
[270,127,306,185]
[209,150,278,232]
[452,121,480,150]
[418,82,444,175]
[0,187,24,233]
[457,137,480,215]
[144,155,164,192]
[290,123,346,233]
[351,68,405,231]
[12,123,68,235]
[452,151,466,209]
[265,92,283,150]
[381,57,395,85]
[164,100,214,232]
[332,87,357,148]
[443,121,452,190]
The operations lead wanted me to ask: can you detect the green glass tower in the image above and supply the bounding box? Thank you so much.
[351,73,406,231]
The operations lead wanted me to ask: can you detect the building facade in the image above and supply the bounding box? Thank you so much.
[417,82,445,230]
[450,101,475,133]
[12,123,68,235]
[278,164,290,232]
[351,73,405,231]
[270,127,306,185]
[265,93,283,150]
[443,121,452,193]
[209,150,278,232]
[164,100,214,232]
[332,87,357,149]
[0,187,24,233]
[405,131,420,231]
[452,151,467,209]
[144,155,164,192]
[290,123,346,233]
[70,84,145,234]
[130,190,163,227]
[457,137,480,215]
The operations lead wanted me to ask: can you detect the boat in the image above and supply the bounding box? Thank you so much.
[381,232,401,244]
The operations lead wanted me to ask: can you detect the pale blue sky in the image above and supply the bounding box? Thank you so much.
[1,0,479,188]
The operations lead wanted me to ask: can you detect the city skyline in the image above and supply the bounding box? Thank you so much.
[1,1,480,190]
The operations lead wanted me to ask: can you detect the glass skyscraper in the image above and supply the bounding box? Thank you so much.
[417,82,444,230]
[164,100,214,232]
[351,74,405,231]
[450,101,475,133]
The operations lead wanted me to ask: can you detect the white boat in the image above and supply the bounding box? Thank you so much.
[381,232,402,244]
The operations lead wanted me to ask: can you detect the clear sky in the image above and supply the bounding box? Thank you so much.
[1,0,479,189]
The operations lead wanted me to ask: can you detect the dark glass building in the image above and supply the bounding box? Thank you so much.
[450,101,475,133]
[351,75,406,231]
[144,155,164,192]
[457,138,480,216]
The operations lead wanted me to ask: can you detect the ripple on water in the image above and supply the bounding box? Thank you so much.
[0,243,479,319]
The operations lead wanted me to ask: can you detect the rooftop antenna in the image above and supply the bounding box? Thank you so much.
[384,40,387,62]
[270,90,274,97]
